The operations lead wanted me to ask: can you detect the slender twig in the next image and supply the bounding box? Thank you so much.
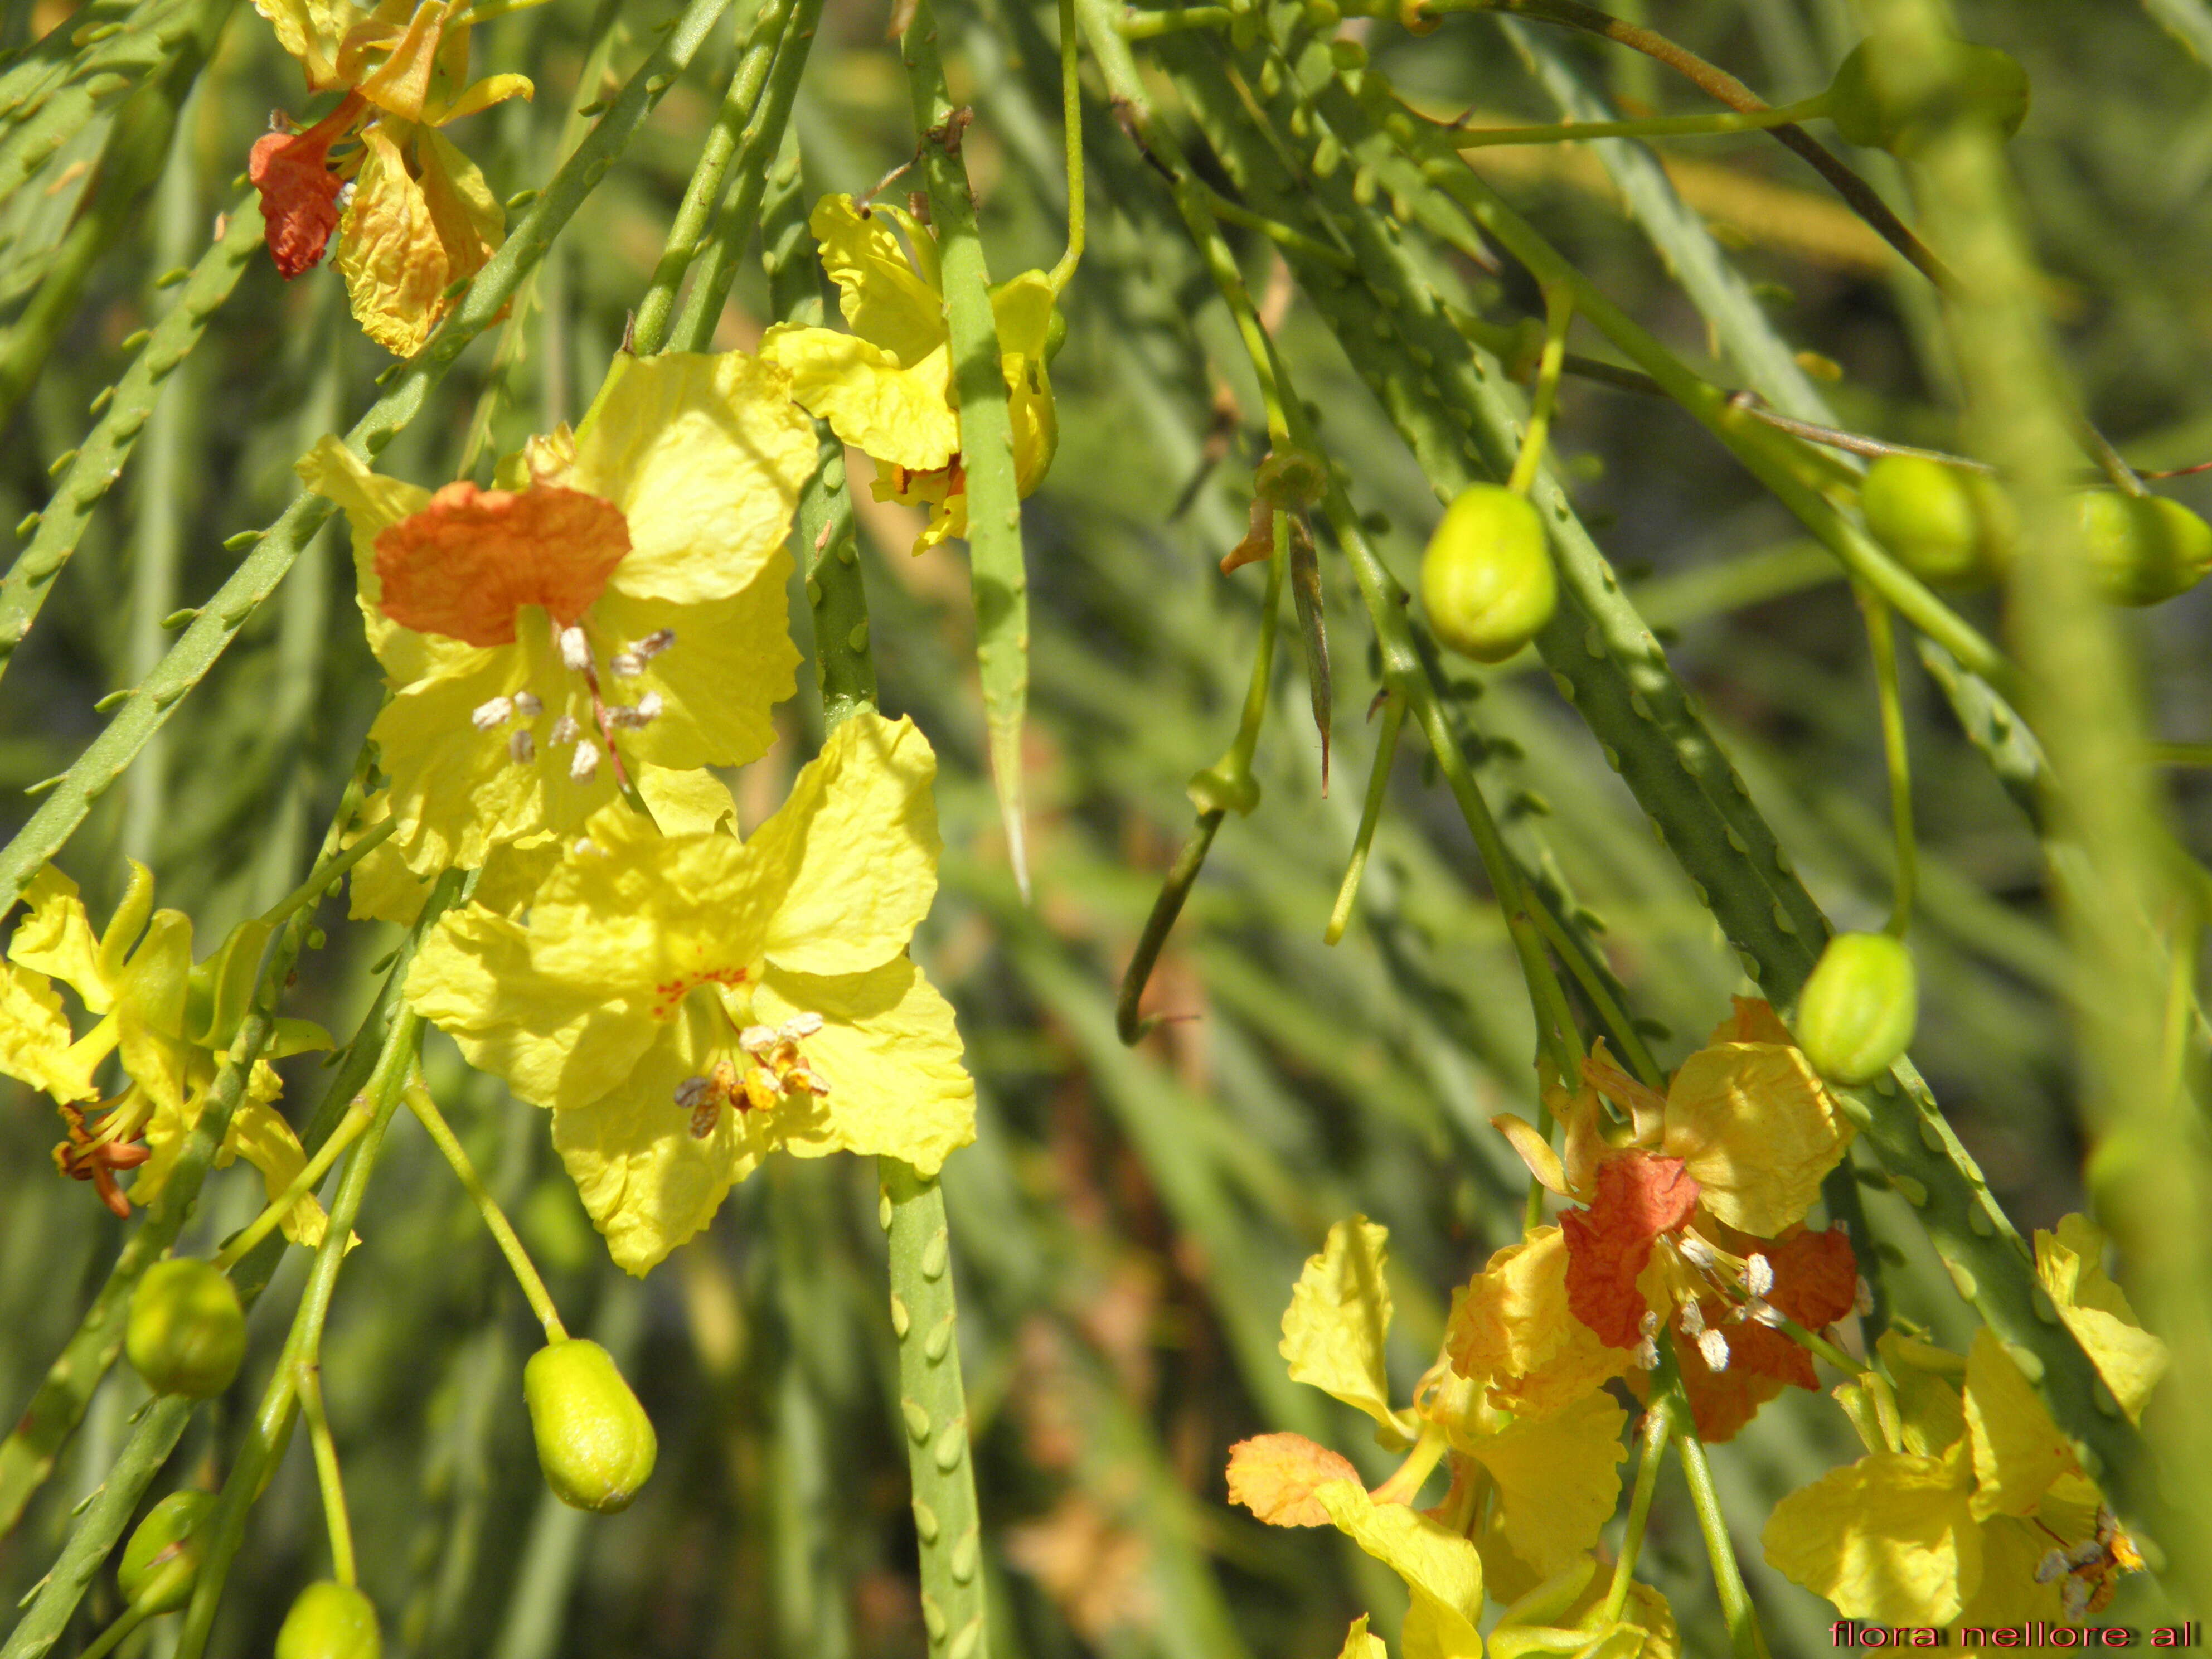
[404,1079,569,1344]
[1858,591,1917,936]
[1325,693,1405,945]
[1599,1394,1674,1623]
[294,1360,357,1588]
[210,1103,373,1272]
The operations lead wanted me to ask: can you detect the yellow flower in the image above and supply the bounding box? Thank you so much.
[402,711,977,1274]
[1,863,329,1241]
[249,0,533,352]
[300,350,817,880]
[761,195,1059,555]
[1763,1318,2153,1641]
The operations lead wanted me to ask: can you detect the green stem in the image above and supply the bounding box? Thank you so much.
[1859,589,1917,937]
[1444,95,1826,149]
[903,0,1034,899]
[1599,1392,1673,1624]
[1657,1354,1767,1659]
[1526,895,1664,1088]
[1117,809,1227,1044]
[71,1606,149,1659]
[256,817,396,930]
[209,1102,372,1272]
[1325,692,1405,945]
[879,1161,989,1659]
[293,1359,357,1587]
[1049,0,1084,292]
[1119,3,1231,36]
[404,1079,569,1343]
[0,0,737,911]
[1504,285,1571,497]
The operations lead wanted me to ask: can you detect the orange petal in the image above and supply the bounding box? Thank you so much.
[247,93,364,279]
[373,481,630,646]
[1560,1151,1699,1348]
[1670,1330,1787,1442]
[1766,1224,1859,1330]
[1225,1432,1362,1527]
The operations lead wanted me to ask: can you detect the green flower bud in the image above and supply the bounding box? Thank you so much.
[1044,308,1068,363]
[1419,484,1556,664]
[127,1258,246,1399]
[2075,491,2212,607]
[523,1338,657,1513]
[275,1581,382,1659]
[1827,39,2028,157]
[1860,454,2014,589]
[118,1491,214,1616]
[1796,932,1918,1087]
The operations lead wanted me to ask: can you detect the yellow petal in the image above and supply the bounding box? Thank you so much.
[1950,1515,2073,1644]
[1446,1225,1629,1422]
[759,324,959,473]
[221,1094,330,1246]
[748,710,943,979]
[750,958,976,1176]
[635,766,739,838]
[350,0,445,121]
[432,70,534,124]
[590,580,797,779]
[414,127,503,290]
[0,966,95,1102]
[337,123,447,356]
[2034,1214,2167,1423]
[570,351,818,605]
[808,193,947,366]
[1316,1482,1485,1659]
[548,1006,768,1274]
[1280,1215,1399,1430]
[253,0,361,86]
[9,865,107,1008]
[115,912,195,1115]
[1340,1615,1388,1659]
[1226,1431,1364,1527]
[1660,1039,1850,1238]
[1963,1327,2076,1521]
[992,271,1060,496]
[1466,1389,1627,1588]
[1760,1448,1981,1626]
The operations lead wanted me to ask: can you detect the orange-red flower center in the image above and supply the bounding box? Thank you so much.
[373,481,632,647]
[1560,1149,1701,1348]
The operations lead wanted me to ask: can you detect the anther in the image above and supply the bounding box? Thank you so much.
[335,180,355,212]
[569,741,600,783]
[513,691,543,719]
[609,651,645,678]
[550,714,581,745]
[1679,1299,1706,1338]
[471,695,515,730]
[605,697,659,730]
[1678,1234,1718,1271]
[633,627,675,659]
[507,730,535,764]
[740,1024,778,1058]
[1696,1328,1731,1372]
[674,1075,712,1109]
[1633,1336,1660,1371]
[1747,1298,1786,1329]
[781,1011,824,1039]
[557,625,592,672]
[1743,1252,1774,1297]
[1854,1277,1875,1318]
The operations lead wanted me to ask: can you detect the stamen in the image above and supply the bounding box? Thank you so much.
[569,741,600,783]
[1695,1327,1731,1372]
[674,1076,712,1109]
[334,180,355,212]
[609,651,645,679]
[2061,1576,2091,1622]
[740,1025,778,1058]
[1633,1336,1660,1371]
[1678,1233,1718,1271]
[1743,1252,1774,1297]
[550,714,582,745]
[557,625,592,672]
[1747,1298,1786,1329]
[633,627,675,660]
[1854,1277,1875,1318]
[605,701,656,730]
[507,730,535,764]
[781,1011,824,1039]
[1678,1299,1705,1338]
[741,1069,780,1113]
[513,691,543,719]
[471,695,514,730]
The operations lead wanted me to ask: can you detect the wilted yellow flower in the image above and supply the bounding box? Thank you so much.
[249,0,533,352]
[403,711,977,1274]
[761,195,1059,554]
[0,863,328,1240]
[300,350,817,880]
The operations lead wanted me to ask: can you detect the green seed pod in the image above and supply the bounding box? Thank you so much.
[1827,39,2029,157]
[523,1338,657,1513]
[1419,484,1557,664]
[275,1580,382,1659]
[126,1258,246,1399]
[1796,932,1918,1087]
[117,1491,214,1616]
[1860,454,2015,589]
[2075,491,2212,607]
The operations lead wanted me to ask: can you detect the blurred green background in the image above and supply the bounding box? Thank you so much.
[2,0,2209,1652]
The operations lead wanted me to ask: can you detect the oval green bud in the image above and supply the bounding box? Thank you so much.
[127,1258,246,1399]
[1044,308,1068,363]
[1827,39,2028,157]
[118,1491,214,1615]
[1860,454,2014,589]
[1419,484,1556,664]
[523,1338,657,1513]
[1796,932,1918,1087]
[275,1581,382,1659]
[2075,491,2212,607]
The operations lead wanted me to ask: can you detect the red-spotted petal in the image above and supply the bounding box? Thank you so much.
[373,481,630,646]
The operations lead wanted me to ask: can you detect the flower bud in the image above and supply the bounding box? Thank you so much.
[2075,492,2212,607]
[1827,39,2028,157]
[1419,484,1556,663]
[1860,455,2014,589]
[523,1338,657,1512]
[1796,932,1918,1086]
[118,1491,214,1616]
[275,1580,382,1659]
[127,1258,246,1399]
